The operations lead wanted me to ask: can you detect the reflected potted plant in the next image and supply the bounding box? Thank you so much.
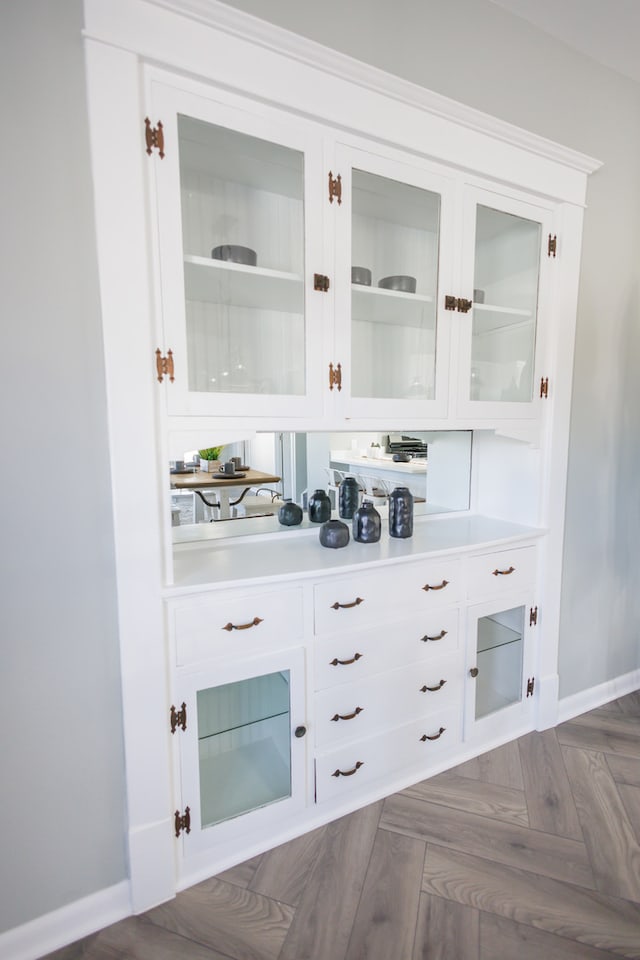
[198,446,224,472]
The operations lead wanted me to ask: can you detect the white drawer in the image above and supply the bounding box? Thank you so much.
[313,558,462,636]
[169,587,304,667]
[314,607,459,690]
[467,545,537,601]
[314,654,462,748]
[315,706,461,804]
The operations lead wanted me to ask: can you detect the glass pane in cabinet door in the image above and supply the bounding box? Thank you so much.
[351,170,440,400]
[197,671,291,828]
[470,206,541,402]
[475,606,524,720]
[178,117,305,396]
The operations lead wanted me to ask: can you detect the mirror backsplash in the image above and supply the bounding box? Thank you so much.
[170,430,472,544]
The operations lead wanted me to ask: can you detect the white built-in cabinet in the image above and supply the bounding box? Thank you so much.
[82,0,600,911]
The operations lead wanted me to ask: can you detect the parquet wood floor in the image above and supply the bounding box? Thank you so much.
[43,692,640,960]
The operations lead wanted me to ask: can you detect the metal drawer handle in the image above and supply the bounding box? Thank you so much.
[330,653,363,666]
[222,616,263,632]
[331,707,364,722]
[492,566,515,576]
[420,679,447,693]
[420,727,446,742]
[420,629,448,643]
[332,761,364,777]
[331,597,364,610]
[422,580,449,592]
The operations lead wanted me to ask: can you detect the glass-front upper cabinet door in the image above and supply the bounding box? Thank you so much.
[457,189,553,419]
[333,146,453,420]
[149,80,324,419]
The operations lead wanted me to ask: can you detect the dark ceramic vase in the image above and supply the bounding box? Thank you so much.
[278,500,303,526]
[308,489,332,523]
[389,486,414,538]
[319,519,350,549]
[338,476,361,519]
[352,500,382,543]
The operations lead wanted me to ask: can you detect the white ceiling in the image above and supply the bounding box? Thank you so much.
[489,0,640,84]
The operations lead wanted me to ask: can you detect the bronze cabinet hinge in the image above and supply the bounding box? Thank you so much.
[526,677,535,698]
[314,273,330,292]
[540,376,549,399]
[328,171,342,205]
[444,295,472,313]
[548,234,557,258]
[529,606,538,626]
[329,361,342,391]
[174,807,191,837]
[156,348,175,383]
[145,118,165,158]
[170,702,187,734]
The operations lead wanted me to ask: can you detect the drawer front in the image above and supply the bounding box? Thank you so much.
[313,559,462,636]
[467,546,537,601]
[315,706,461,804]
[314,607,460,691]
[170,587,304,667]
[314,654,462,748]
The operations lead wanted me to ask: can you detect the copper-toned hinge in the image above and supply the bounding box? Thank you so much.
[529,606,538,626]
[526,677,535,698]
[328,171,342,205]
[314,273,330,292]
[170,702,187,734]
[329,362,342,392]
[145,118,165,158]
[540,376,549,399]
[548,234,557,258]
[457,298,472,314]
[174,807,191,837]
[156,348,175,383]
[444,295,457,311]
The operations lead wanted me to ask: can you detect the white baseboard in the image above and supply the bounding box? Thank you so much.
[558,668,640,723]
[0,881,131,960]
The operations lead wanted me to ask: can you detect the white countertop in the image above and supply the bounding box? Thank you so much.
[167,513,545,596]
[330,450,427,474]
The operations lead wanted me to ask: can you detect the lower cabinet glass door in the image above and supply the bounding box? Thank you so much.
[175,648,307,855]
[465,598,535,740]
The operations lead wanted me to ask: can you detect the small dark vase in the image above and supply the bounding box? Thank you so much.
[308,488,332,523]
[389,486,414,539]
[319,519,350,549]
[352,500,382,543]
[278,500,303,526]
[338,476,361,519]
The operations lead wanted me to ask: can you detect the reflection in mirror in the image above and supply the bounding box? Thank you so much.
[170,430,472,544]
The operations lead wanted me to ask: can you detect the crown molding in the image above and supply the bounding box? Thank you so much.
[143,0,601,175]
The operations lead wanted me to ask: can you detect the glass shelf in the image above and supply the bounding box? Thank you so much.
[477,617,522,655]
[184,256,304,313]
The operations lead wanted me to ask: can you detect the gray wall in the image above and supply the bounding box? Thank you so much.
[219,0,640,695]
[0,0,126,935]
[2,0,639,938]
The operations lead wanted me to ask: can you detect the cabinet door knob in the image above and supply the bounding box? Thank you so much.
[294,726,307,739]
[469,667,479,678]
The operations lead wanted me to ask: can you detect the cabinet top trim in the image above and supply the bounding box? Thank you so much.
[84,0,601,179]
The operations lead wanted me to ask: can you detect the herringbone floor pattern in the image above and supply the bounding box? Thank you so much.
[45,692,640,960]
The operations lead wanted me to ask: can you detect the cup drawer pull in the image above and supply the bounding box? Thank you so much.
[331,707,364,722]
[222,616,264,632]
[420,629,448,643]
[492,566,515,576]
[422,580,450,592]
[331,597,364,610]
[420,727,446,742]
[332,761,364,778]
[330,653,363,666]
[420,679,447,693]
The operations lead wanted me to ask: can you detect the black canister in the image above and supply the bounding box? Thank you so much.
[319,519,350,549]
[352,500,382,543]
[389,486,414,538]
[308,488,332,523]
[278,500,303,526]
[338,476,360,519]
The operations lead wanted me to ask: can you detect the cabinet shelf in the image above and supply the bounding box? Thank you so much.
[352,284,436,329]
[477,617,521,655]
[200,709,288,742]
[473,303,534,337]
[184,255,304,313]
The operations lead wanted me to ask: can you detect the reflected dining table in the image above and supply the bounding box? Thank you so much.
[170,467,282,521]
